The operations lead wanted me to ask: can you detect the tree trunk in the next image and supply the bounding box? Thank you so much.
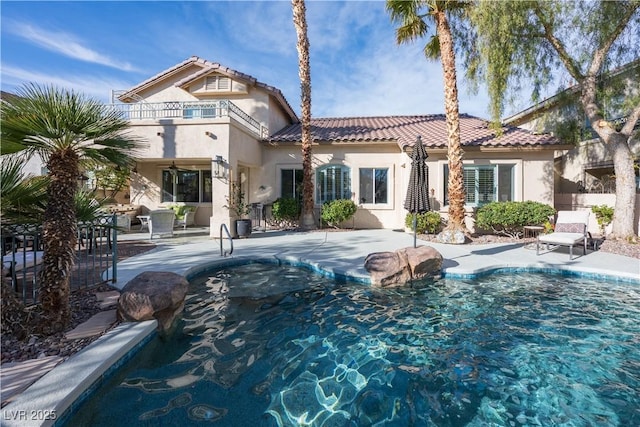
[581,75,638,239]
[292,0,316,230]
[435,10,467,235]
[39,148,79,333]
[595,128,636,238]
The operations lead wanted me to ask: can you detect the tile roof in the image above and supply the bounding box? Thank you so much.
[117,56,298,123]
[266,114,562,149]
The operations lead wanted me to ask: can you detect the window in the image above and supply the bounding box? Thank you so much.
[359,168,388,204]
[162,170,212,203]
[316,165,351,204]
[205,76,231,91]
[183,103,216,119]
[444,164,514,206]
[281,169,303,200]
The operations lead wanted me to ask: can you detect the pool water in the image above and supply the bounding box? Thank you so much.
[68,263,640,426]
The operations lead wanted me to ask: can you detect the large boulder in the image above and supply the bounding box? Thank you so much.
[364,246,443,287]
[363,252,412,287]
[117,271,189,331]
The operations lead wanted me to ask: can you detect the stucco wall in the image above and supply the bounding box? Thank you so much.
[555,193,640,236]
[260,143,407,229]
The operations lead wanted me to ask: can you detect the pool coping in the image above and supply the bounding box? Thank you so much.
[2,255,638,426]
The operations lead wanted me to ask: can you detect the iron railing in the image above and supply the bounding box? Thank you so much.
[106,100,267,137]
[1,215,118,305]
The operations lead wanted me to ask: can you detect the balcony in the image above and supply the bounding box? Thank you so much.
[106,100,268,138]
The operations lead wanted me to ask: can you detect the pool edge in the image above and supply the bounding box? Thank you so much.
[4,256,638,426]
[1,321,157,427]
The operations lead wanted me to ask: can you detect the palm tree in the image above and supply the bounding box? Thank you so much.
[0,84,141,333]
[387,0,468,242]
[291,0,316,230]
[0,154,49,224]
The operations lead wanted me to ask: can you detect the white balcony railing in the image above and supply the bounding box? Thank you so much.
[106,100,268,137]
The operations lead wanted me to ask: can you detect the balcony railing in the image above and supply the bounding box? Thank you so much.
[106,100,268,137]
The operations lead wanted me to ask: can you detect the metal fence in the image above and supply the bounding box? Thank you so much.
[1,215,118,305]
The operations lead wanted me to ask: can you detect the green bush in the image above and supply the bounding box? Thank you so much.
[591,204,614,233]
[321,199,358,228]
[271,197,300,227]
[476,201,555,238]
[405,211,442,234]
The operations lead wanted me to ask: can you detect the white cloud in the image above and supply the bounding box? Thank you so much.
[1,65,133,102]
[5,21,140,72]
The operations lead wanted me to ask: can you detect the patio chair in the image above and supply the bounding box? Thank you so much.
[537,210,590,259]
[148,209,176,239]
[173,205,198,230]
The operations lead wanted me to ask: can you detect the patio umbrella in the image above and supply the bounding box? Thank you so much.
[404,135,431,247]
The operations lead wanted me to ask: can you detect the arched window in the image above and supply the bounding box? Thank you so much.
[316,165,351,204]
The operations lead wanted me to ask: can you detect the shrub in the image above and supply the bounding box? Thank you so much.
[321,199,358,228]
[591,204,614,234]
[271,197,300,228]
[405,211,442,234]
[476,201,555,238]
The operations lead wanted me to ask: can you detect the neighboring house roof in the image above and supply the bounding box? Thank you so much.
[117,56,299,123]
[266,114,562,150]
[503,59,640,127]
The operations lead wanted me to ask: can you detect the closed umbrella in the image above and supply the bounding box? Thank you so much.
[404,135,430,247]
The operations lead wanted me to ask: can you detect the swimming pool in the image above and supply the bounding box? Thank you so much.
[67,262,639,426]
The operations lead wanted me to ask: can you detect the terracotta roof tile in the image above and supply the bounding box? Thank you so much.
[266,114,561,149]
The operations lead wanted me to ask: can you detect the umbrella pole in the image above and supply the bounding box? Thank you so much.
[413,214,417,248]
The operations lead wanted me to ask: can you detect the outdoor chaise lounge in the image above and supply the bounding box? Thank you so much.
[537,210,590,259]
[148,209,175,239]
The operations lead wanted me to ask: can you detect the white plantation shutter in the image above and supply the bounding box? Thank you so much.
[205,76,231,91]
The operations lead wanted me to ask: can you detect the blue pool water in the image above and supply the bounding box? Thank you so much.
[68,263,639,426]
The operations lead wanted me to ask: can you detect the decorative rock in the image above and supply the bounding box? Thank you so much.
[117,271,189,332]
[365,246,442,287]
[398,246,443,281]
[437,230,467,244]
[364,252,412,287]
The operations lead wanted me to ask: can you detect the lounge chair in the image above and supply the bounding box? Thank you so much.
[148,209,176,239]
[537,210,589,259]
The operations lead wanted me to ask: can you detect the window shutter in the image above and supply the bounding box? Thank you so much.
[463,169,476,203]
[218,77,230,91]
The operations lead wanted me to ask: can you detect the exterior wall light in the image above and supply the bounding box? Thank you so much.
[213,155,225,178]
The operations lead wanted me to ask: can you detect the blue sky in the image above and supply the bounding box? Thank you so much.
[1,1,508,119]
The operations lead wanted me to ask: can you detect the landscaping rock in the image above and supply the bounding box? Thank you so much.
[364,251,412,287]
[398,246,443,281]
[365,246,442,287]
[437,230,467,244]
[117,271,189,331]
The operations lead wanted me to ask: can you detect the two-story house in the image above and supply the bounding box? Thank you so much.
[112,56,569,235]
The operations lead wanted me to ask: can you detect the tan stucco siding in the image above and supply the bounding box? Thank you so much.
[126,120,231,160]
[260,143,407,229]
[428,150,554,208]
[268,97,295,134]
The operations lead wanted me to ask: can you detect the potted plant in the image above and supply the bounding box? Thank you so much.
[591,204,614,236]
[225,182,252,238]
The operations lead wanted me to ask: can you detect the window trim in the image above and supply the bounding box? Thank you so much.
[358,167,392,208]
[315,164,352,205]
[441,161,519,207]
[161,169,212,204]
[278,166,304,201]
